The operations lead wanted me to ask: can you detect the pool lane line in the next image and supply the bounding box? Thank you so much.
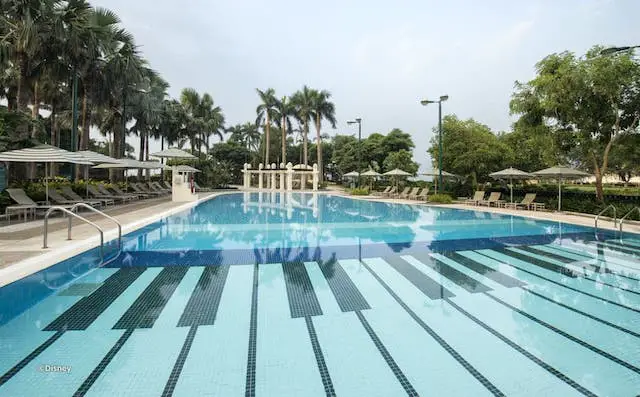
[408,252,493,294]
[282,261,323,318]
[354,311,418,396]
[563,241,640,264]
[442,297,597,397]
[161,325,198,397]
[304,316,336,397]
[482,292,640,375]
[447,252,640,339]
[493,248,578,278]
[545,243,640,274]
[474,250,640,315]
[113,267,189,329]
[598,241,640,256]
[72,329,134,397]
[440,252,525,288]
[383,255,455,300]
[358,260,506,397]
[0,330,65,387]
[516,246,640,282]
[316,258,370,312]
[506,247,640,297]
[177,265,230,327]
[45,267,147,331]
[244,263,259,397]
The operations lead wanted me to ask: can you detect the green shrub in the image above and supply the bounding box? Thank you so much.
[349,188,370,196]
[428,193,453,204]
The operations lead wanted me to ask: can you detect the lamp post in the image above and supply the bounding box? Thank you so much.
[420,95,448,192]
[347,118,362,186]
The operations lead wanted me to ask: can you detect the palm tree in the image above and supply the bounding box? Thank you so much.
[200,93,225,151]
[180,87,202,152]
[275,96,294,165]
[311,89,337,181]
[255,88,278,164]
[291,86,314,166]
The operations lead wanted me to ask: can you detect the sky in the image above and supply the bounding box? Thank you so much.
[93,0,638,172]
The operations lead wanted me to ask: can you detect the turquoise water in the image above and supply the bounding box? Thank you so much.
[0,192,639,396]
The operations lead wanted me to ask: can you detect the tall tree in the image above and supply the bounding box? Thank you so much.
[255,88,278,164]
[291,85,314,166]
[511,46,640,201]
[310,89,336,181]
[275,96,294,164]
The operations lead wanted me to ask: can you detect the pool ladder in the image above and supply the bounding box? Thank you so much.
[594,204,617,231]
[619,206,640,233]
[43,203,122,260]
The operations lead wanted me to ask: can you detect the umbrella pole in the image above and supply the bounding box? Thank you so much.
[558,178,562,211]
[85,165,89,198]
[45,163,49,205]
[510,177,513,203]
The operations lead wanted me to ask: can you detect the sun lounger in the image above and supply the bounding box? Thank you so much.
[87,185,132,204]
[97,184,138,201]
[382,186,397,197]
[148,182,169,194]
[163,181,173,190]
[48,190,102,208]
[411,187,429,200]
[131,183,163,197]
[503,193,545,211]
[401,187,419,199]
[110,185,145,200]
[61,186,114,207]
[465,191,486,206]
[479,192,504,207]
[377,186,392,196]
[5,188,74,216]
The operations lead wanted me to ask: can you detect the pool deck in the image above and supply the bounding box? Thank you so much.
[0,188,638,287]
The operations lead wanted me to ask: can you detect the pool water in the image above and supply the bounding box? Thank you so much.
[1,192,640,396]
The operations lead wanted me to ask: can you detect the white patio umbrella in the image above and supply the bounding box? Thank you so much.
[361,170,380,190]
[383,168,411,191]
[342,171,360,178]
[489,167,533,203]
[174,165,201,173]
[77,150,121,198]
[0,144,93,203]
[532,166,591,211]
[293,164,313,170]
[150,148,197,159]
[422,169,458,193]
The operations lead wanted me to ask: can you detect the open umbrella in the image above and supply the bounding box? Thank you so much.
[0,144,93,203]
[174,165,201,173]
[77,150,121,198]
[421,169,457,193]
[532,166,591,211]
[342,171,360,178]
[489,167,533,203]
[150,148,196,159]
[361,170,380,190]
[383,168,411,192]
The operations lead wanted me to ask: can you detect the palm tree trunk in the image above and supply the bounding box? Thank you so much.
[138,130,145,178]
[28,79,40,179]
[50,104,58,176]
[145,133,150,179]
[160,136,165,180]
[303,120,309,166]
[77,90,90,179]
[315,115,323,183]
[265,114,270,164]
[281,116,286,165]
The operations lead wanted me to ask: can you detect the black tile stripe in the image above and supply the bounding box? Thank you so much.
[45,268,146,331]
[568,242,635,263]
[475,250,640,315]
[383,256,455,300]
[355,311,418,396]
[318,259,370,312]
[73,328,134,397]
[410,253,492,293]
[510,247,640,297]
[496,248,577,277]
[282,262,323,318]
[177,265,230,327]
[619,239,640,249]
[161,326,198,397]
[484,292,640,375]
[360,260,504,397]
[602,241,640,255]
[305,316,336,396]
[522,287,640,339]
[442,252,525,288]
[519,246,576,263]
[114,267,188,329]
[444,298,597,397]
[594,241,640,257]
[245,264,258,397]
[0,331,64,386]
[547,244,640,276]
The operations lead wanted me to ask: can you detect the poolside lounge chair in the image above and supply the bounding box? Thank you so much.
[61,186,114,207]
[503,193,545,211]
[97,184,138,201]
[193,181,213,192]
[87,185,131,204]
[110,185,144,200]
[479,192,503,207]
[48,190,102,208]
[131,183,163,197]
[5,188,74,216]
[465,191,486,206]
[402,187,419,199]
[148,182,169,194]
[382,186,397,197]
[411,187,429,200]
[377,186,392,196]
[395,187,411,198]
[163,181,173,190]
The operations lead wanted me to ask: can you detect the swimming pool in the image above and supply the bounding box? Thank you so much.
[1,192,640,396]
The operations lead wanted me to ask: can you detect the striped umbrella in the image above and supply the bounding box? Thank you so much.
[0,144,93,203]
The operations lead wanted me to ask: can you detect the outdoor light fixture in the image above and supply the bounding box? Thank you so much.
[420,95,449,190]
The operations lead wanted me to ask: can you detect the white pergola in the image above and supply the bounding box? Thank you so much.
[242,162,320,191]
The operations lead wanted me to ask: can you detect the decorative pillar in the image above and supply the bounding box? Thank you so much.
[312,164,319,191]
[243,163,250,189]
[279,163,285,191]
[286,162,294,191]
[258,163,264,189]
[271,163,277,190]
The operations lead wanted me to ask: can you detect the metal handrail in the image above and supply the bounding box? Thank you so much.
[595,204,617,230]
[43,207,105,259]
[619,206,640,233]
[70,203,122,250]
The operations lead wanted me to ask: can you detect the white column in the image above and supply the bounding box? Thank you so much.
[258,163,264,189]
[286,163,294,191]
[243,163,250,189]
[279,163,285,190]
[271,163,277,190]
[312,164,319,191]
